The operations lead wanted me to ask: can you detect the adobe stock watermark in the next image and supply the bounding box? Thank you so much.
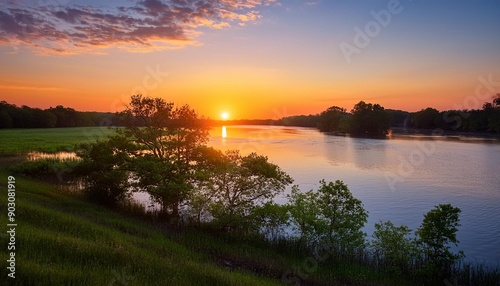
[339,0,405,64]
[6,176,17,280]
[385,73,499,192]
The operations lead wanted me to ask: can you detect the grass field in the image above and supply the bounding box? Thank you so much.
[0,174,286,286]
[0,173,414,285]
[0,127,118,155]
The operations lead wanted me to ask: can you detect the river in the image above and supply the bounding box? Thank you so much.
[209,125,500,265]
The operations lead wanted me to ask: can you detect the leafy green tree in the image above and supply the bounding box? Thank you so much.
[251,201,290,241]
[193,148,292,232]
[288,180,368,255]
[316,180,368,254]
[287,186,322,245]
[119,95,209,220]
[370,221,417,274]
[350,101,392,137]
[415,204,462,277]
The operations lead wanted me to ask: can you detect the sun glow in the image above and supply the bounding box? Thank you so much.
[221,112,229,120]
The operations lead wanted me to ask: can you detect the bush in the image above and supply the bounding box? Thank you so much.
[75,138,131,207]
[370,220,418,274]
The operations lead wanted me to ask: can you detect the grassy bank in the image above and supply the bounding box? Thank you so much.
[0,173,414,285]
[0,173,285,285]
[0,127,117,156]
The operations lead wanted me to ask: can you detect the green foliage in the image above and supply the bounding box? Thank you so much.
[193,148,292,232]
[251,202,290,241]
[315,180,368,253]
[288,180,368,255]
[0,174,283,286]
[118,95,210,219]
[370,221,417,274]
[133,154,192,215]
[350,101,392,137]
[287,186,321,244]
[416,204,462,277]
[75,137,133,207]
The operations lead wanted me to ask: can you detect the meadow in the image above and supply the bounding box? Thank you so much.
[0,127,117,156]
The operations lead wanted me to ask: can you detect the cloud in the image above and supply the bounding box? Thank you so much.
[0,0,279,55]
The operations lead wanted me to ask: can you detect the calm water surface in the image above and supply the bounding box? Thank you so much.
[209,125,500,265]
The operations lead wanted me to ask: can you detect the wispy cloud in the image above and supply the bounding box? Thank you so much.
[0,0,279,55]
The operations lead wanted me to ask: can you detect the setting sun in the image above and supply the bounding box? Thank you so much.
[221,112,229,120]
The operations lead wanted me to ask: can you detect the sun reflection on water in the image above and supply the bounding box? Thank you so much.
[222,125,227,138]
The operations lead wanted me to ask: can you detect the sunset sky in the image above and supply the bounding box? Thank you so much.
[1,0,499,119]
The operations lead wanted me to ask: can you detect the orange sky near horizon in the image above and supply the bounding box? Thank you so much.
[1,1,499,120]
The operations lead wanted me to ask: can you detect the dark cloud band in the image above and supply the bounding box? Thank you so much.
[0,0,277,54]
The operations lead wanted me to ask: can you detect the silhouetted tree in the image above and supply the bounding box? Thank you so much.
[350,101,392,137]
[119,95,209,220]
[411,108,439,129]
[317,106,350,132]
[0,110,13,128]
[386,109,411,127]
[280,115,318,127]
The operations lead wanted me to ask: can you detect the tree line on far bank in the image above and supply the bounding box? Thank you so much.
[0,101,125,128]
[281,94,500,136]
[2,94,500,137]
